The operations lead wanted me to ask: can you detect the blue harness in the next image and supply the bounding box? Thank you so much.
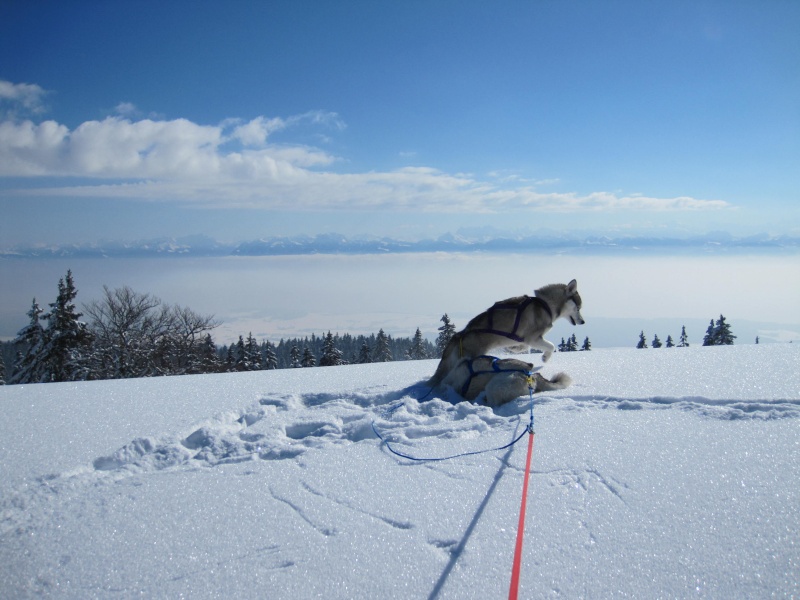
[459,355,539,397]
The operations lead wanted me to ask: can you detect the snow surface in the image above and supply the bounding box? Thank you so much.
[1,345,798,599]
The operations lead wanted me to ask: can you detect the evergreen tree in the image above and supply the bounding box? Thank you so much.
[41,271,92,382]
[652,334,663,348]
[406,328,428,360]
[9,298,48,384]
[665,335,674,348]
[234,336,247,371]
[703,315,736,346]
[357,340,372,364]
[263,341,278,370]
[224,344,236,372]
[568,333,579,352]
[637,331,648,349]
[373,329,393,362]
[755,336,759,344]
[702,319,716,346]
[301,347,316,367]
[558,337,567,352]
[319,331,345,366]
[678,325,690,347]
[198,334,221,373]
[0,353,5,385]
[581,337,591,351]
[435,314,456,358]
[290,345,301,368]
[245,332,262,370]
[714,315,736,345]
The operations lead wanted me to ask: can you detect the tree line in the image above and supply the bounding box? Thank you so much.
[1,272,457,385]
[216,327,440,372]
[0,271,744,386]
[558,334,592,352]
[636,317,736,349]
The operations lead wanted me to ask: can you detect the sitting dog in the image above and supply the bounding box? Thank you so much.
[440,355,572,407]
[428,279,584,386]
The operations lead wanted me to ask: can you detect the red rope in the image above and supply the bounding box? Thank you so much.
[508,430,535,600]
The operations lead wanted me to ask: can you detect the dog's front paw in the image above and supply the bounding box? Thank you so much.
[542,350,553,363]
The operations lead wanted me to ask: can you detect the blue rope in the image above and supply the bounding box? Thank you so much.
[372,385,536,462]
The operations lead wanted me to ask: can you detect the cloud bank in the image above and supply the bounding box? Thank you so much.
[0,80,730,214]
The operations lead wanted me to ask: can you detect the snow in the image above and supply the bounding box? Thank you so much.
[1,344,798,599]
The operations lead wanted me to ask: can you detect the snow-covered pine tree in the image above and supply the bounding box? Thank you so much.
[301,347,316,367]
[320,331,345,366]
[224,344,236,372]
[558,337,567,352]
[568,333,579,352]
[406,328,428,360]
[198,333,221,373]
[581,336,591,351]
[652,334,663,348]
[245,333,262,370]
[233,336,247,371]
[678,325,690,347]
[357,340,372,364]
[290,345,301,368]
[435,314,456,358]
[373,329,393,362]
[714,315,736,345]
[702,319,717,346]
[9,298,48,384]
[665,335,674,348]
[637,331,648,349]
[263,341,278,370]
[40,271,92,382]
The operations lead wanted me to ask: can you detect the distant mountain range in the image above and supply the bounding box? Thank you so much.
[2,231,798,259]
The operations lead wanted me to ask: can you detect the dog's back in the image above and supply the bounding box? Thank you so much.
[428,295,552,385]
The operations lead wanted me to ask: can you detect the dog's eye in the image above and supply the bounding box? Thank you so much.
[572,294,582,309]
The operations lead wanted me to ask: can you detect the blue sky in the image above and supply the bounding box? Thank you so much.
[1,0,798,246]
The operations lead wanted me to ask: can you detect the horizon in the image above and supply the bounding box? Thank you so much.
[2,252,798,348]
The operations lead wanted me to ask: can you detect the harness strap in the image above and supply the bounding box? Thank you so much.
[472,296,553,344]
[460,356,538,397]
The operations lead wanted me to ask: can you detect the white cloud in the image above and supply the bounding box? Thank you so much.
[0,80,48,116]
[0,106,730,214]
[230,116,287,146]
[114,102,139,118]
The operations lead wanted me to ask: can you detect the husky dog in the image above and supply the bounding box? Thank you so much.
[428,279,584,386]
[441,355,572,407]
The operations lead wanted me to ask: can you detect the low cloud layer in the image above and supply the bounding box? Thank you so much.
[0,80,730,214]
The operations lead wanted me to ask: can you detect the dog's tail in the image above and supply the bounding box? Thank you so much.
[534,371,572,392]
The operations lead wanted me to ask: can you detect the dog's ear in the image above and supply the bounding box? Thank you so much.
[567,279,578,294]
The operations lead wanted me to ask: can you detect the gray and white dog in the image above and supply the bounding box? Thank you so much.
[441,355,573,407]
[428,279,584,386]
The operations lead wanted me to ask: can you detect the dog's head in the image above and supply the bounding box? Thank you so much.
[564,279,585,326]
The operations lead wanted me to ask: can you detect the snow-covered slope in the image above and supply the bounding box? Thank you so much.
[1,345,798,598]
